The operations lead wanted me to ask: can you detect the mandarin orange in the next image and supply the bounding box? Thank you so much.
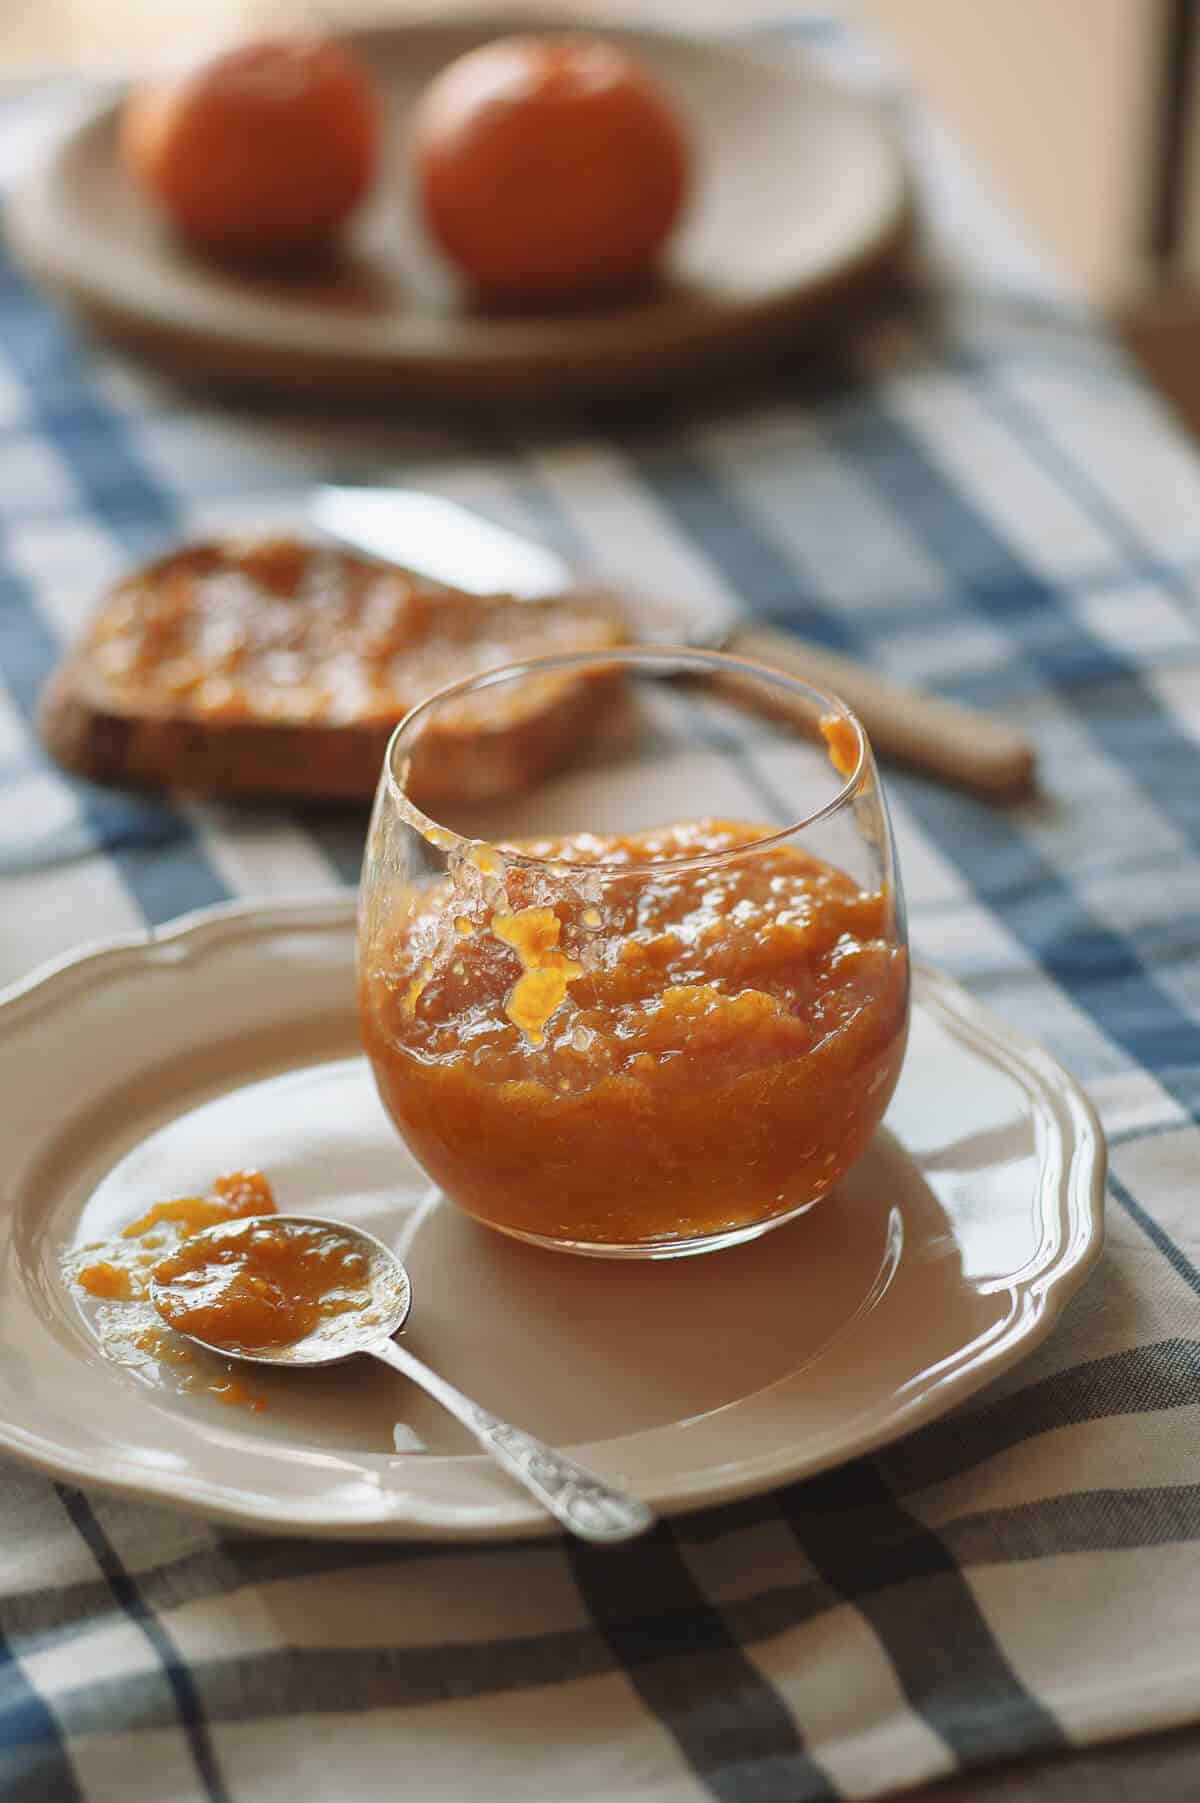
[121,37,378,259]
[411,35,690,302]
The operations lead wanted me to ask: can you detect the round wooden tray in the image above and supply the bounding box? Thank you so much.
[5,16,910,411]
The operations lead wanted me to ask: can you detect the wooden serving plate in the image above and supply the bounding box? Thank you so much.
[4,16,910,411]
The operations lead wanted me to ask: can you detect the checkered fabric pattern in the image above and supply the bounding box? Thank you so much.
[3,16,1200,1803]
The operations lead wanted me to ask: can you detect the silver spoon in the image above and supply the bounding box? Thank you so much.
[149,1213,654,1546]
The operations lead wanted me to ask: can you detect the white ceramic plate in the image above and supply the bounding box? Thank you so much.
[1,897,1104,1541]
[4,18,909,409]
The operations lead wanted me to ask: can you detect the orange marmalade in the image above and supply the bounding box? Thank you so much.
[85,538,624,728]
[69,1170,279,1408]
[152,1217,375,1352]
[360,819,909,1250]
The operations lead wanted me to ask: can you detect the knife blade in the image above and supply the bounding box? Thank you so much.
[312,483,1036,801]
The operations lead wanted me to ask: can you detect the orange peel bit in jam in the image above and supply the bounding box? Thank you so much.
[819,711,861,780]
[491,906,583,1046]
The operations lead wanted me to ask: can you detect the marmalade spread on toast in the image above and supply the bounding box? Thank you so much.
[86,537,623,726]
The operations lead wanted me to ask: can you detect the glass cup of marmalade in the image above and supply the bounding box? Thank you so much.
[358,647,909,1259]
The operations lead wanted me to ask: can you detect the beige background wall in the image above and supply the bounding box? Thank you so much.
[852,0,1161,303]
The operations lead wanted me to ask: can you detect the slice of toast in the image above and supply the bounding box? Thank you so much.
[39,537,628,805]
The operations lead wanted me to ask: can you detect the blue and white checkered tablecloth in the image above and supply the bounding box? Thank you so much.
[4,15,1200,1803]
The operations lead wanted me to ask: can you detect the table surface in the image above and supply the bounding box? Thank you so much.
[3,11,1200,1803]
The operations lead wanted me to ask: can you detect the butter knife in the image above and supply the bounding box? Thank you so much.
[312,484,1035,800]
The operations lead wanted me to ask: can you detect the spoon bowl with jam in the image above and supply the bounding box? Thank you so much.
[149,1211,653,1545]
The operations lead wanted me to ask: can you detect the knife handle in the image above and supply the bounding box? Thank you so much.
[725,623,1036,802]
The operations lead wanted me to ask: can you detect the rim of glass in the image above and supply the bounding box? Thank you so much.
[384,644,868,877]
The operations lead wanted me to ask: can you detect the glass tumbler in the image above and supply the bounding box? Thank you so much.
[358,647,909,1258]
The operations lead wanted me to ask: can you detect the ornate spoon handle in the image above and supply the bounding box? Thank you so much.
[370,1336,654,1544]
